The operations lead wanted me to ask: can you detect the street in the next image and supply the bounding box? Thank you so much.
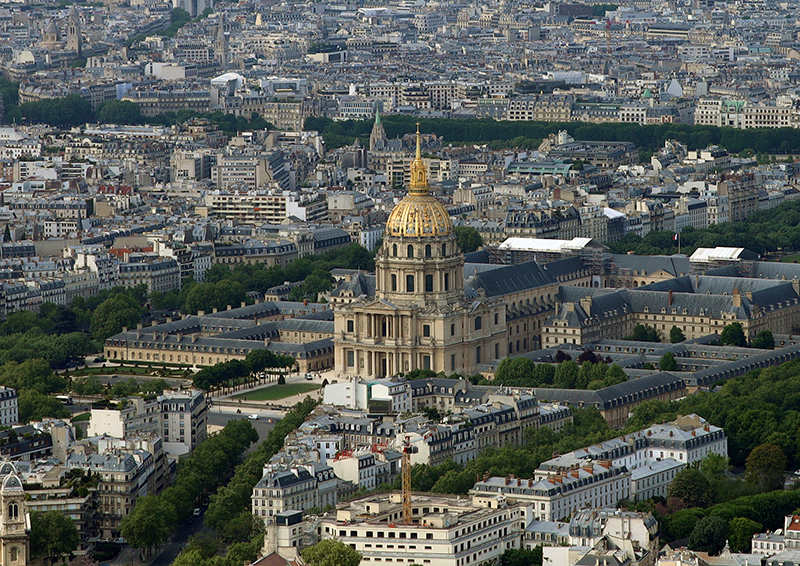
[207,411,279,446]
[150,512,210,566]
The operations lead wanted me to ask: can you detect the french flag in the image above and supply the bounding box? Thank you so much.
[673,233,679,241]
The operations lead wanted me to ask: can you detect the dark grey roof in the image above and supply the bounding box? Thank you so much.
[533,371,684,411]
[610,254,690,277]
[330,273,376,298]
[464,250,490,263]
[542,256,589,279]
[466,260,555,298]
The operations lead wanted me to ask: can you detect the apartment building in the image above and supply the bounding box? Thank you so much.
[66,435,167,538]
[87,389,207,457]
[0,388,18,427]
[118,256,181,294]
[121,87,211,116]
[252,462,338,520]
[317,493,522,566]
[471,463,630,522]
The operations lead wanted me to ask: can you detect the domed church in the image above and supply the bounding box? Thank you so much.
[333,126,507,378]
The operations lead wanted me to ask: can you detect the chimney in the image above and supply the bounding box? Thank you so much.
[505,476,510,486]
[483,472,490,481]
[137,323,143,330]
[122,326,128,333]
[745,290,753,302]
[198,310,205,316]
[793,279,800,296]
[303,299,309,306]
[668,289,673,306]
[227,305,232,311]
[732,288,741,307]
[580,296,592,316]
[212,307,218,313]
[241,301,246,308]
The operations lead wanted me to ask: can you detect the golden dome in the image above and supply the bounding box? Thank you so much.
[386,194,454,238]
[385,125,454,238]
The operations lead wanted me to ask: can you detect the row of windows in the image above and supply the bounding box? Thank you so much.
[391,243,448,258]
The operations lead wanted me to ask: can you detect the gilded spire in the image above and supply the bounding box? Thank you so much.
[408,123,429,196]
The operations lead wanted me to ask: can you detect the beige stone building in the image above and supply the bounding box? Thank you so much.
[543,276,800,346]
[334,128,507,378]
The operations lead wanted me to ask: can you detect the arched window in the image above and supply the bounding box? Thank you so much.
[406,275,415,293]
[441,243,447,256]
[425,244,432,258]
[476,346,482,364]
[391,274,397,291]
[8,503,17,520]
[475,316,482,331]
[425,274,434,292]
[407,245,414,258]
[392,244,397,257]
[9,547,17,563]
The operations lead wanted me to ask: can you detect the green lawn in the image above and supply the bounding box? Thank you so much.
[231,383,320,401]
[781,253,800,263]
[71,413,91,422]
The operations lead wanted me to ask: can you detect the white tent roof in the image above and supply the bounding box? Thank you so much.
[497,237,594,253]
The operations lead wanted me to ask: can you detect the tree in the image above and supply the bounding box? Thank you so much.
[16,94,93,128]
[30,510,80,564]
[454,226,483,253]
[720,322,747,347]
[120,495,177,555]
[72,375,104,396]
[663,508,705,541]
[670,326,686,343]
[500,547,543,566]
[90,294,141,341]
[553,360,579,389]
[19,390,70,423]
[689,516,728,555]
[112,378,141,398]
[626,324,661,342]
[304,268,336,299]
[97,100,144,125]
[667,468,712,508]
[745,443,787,491]
[659,352,678,371]
[554,350,571,363]
[751,329,775,349]
[301,539,362,566]
[728,517,762,553]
